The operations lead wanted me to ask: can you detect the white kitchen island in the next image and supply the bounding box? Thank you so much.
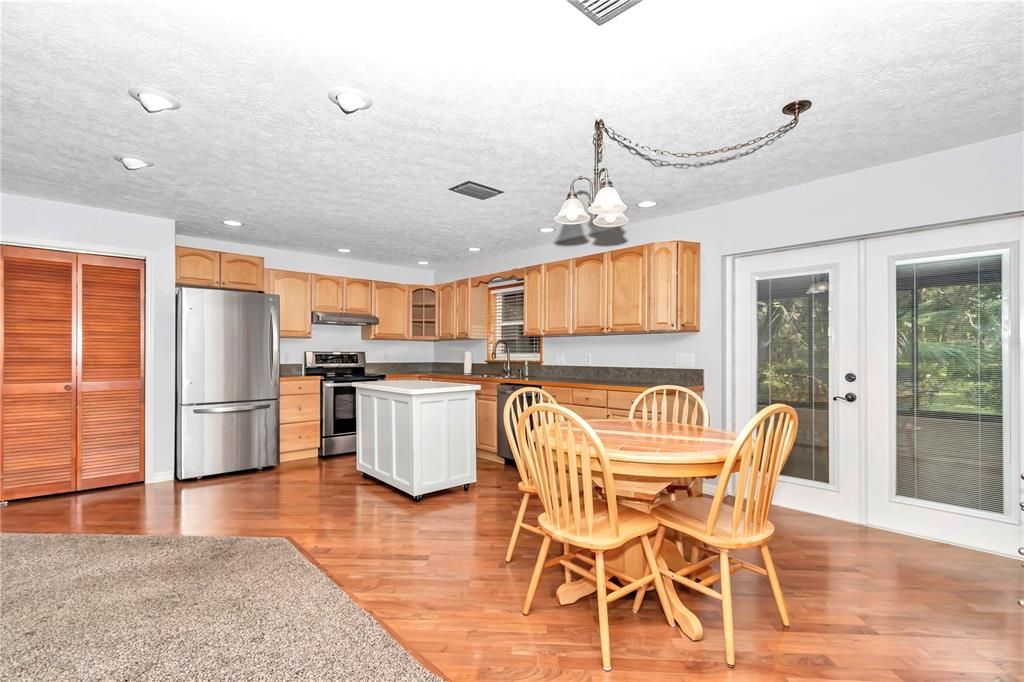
[355,380,480,501]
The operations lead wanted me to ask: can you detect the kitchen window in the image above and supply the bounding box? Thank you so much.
[489,285,541,362]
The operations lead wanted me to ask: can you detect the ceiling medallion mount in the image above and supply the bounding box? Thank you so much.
[553,100,813,229]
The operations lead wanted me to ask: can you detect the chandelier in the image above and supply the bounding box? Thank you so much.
[554,100,812,228]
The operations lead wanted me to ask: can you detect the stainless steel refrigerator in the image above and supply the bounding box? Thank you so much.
[176,287,280,479]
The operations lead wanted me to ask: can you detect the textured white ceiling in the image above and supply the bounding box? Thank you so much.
[2,1,1022,267]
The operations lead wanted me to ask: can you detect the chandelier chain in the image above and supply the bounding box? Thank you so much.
[601,115,800,160]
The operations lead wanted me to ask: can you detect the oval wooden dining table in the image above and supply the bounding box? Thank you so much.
[553,417,738,642]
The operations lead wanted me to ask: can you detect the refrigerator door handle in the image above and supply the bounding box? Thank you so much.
[193,403,273,414]
[269,299,280,388]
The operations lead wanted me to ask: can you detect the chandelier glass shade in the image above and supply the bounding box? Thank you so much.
[588,184,626,215]
[592,212,629,228]
[554,194,590,225]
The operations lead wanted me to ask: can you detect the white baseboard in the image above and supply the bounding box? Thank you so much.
[146,470,175,484]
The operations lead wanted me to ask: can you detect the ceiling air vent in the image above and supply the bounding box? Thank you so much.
[566,0,643,25]
[449,181,503,200]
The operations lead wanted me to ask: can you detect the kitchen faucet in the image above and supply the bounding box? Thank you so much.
[492,340,512,378]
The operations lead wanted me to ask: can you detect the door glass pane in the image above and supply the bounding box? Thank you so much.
[757,273,830,483]
[895,254,1004,513]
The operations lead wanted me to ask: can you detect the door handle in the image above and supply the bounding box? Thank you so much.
[832,393,857,403]
[194,403,272,414]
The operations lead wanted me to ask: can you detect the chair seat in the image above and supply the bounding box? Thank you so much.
[517,480,537,495]
[651,495,775,550]
[539,504,658,551]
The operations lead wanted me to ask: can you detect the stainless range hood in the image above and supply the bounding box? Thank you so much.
[312,311,380,326]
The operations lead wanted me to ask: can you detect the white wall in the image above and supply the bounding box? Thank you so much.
[1,193,178,483]
[434,133,1024,425]
[175,235,436,365]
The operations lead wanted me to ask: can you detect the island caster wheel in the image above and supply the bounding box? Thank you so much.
[463,484,470,491]
[413,495,423,502]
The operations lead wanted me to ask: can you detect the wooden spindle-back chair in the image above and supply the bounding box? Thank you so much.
[517,402,672,672]
[629,384,709,426]
[501,386,556,562]
[651,403,798,667]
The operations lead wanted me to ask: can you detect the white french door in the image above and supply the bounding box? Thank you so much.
[731,217,1022,555]
[863,220,1020,555]
[732,241,864,523]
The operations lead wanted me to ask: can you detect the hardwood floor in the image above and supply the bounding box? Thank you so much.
[2,456,1022,681]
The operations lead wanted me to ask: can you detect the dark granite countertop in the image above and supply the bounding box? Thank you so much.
[281,362,702,390]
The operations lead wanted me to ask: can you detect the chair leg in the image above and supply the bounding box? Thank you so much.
[719,550,735,667]
[522,535,551,615]
[634,526,667,612]
[595,550,612,672]
[505,492,531,562]
[761,545,790,627]
[640,534,674,626]
[562,543,573,584]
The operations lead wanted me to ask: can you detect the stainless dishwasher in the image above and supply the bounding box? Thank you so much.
[497,383,543,464]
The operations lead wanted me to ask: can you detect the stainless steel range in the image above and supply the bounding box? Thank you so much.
[303,351,385,456]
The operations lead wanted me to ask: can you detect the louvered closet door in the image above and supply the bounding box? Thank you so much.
[1,246,78,500]
[76,254,145,490]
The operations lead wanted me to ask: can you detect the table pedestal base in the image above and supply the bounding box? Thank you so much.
[555,536,704,641]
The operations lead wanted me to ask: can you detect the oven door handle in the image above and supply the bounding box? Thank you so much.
[323,381,357,388]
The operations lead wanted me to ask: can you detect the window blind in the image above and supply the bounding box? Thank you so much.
[894,253,1004,513]
[492,286,541,360]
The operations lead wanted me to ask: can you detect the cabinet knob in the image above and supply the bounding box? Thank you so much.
[63,384,72,391]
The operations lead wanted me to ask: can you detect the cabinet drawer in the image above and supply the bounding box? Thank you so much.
[281,377,319,395]
[280,420,320,453]
[281,393,319,424]
[608,408,632,419]
[571,388,607,408]
[567,404,609,420]
[607,390,641,411]
[544,386,573,404]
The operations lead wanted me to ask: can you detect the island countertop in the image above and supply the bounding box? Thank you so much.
[355,379,481,396]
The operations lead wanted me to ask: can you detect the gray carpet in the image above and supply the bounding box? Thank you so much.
[0,533,440,681]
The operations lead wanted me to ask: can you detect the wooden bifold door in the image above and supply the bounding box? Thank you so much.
[0,246,145,501]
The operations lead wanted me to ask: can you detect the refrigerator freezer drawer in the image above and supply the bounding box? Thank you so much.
[177,400,280,479]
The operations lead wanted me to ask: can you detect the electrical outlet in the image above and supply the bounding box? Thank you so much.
[675,352,696,368]
[585,352,593,366]
[556,353,566,364]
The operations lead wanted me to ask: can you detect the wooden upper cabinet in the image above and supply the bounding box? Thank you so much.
[523,265,544,337]
[454,279,488,340]
[572,253,606,334]
[77,254,145,491]
[542,260,573,336]
[455,280,471,338]
[678,241,701,331]
[1,246,77,501]
[219,252,264,292]
[607,246,647,333]
[437,282,456,339]
[343,278,373,314]
[265,269,312,338]
[364,282,409,340]
[410,286,437,340]
[312,275,344,312]
[646,242,678,331]
[175,247,263,292]
[175,247,220,287]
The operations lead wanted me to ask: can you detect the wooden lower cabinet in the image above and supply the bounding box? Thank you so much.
[280,377,321,461]
[476,395,497,452]
[1,246,145,501]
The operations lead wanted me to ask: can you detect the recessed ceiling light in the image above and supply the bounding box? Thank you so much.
[637,200,658,208]
[337,248,351,254]
[467,247,481,252]
[114,155,152,171]
[328,88,372,114]
[538,226,556,233]
[222,219,243,227]
[417,260,430,266]
[128,86,180,113]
